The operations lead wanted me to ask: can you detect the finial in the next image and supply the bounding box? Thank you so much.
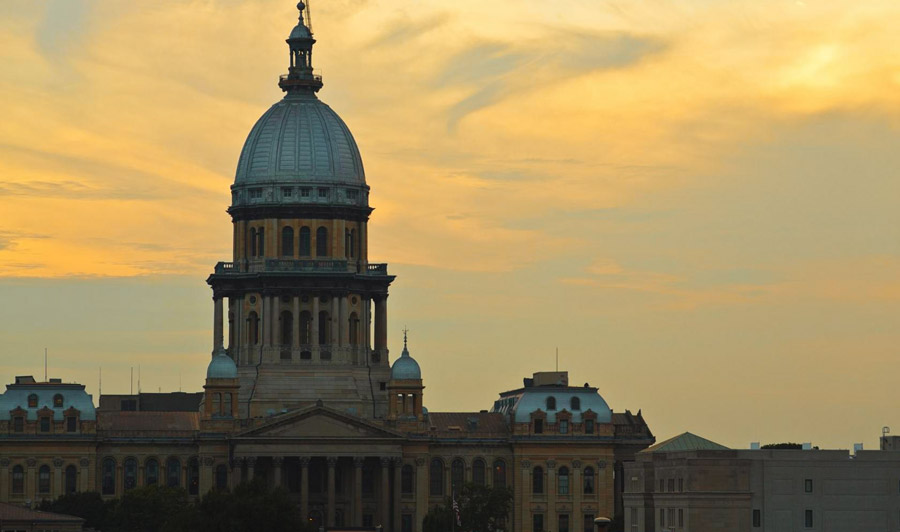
[403,326,409,349]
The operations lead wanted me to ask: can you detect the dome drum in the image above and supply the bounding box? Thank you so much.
[230,182,369,210]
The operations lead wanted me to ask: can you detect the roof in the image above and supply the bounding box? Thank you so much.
[0,382,96,421]
[428,412,509,438]
[98,392,203,412]
[391,344,421,380]
[207,352,238,379]
[492,385,612,424]
[0,502,84,524]
[643,432,729,453]
[97,411,198,437]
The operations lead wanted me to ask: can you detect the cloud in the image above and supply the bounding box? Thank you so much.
[369,13,451,47]
[35,0,89,63]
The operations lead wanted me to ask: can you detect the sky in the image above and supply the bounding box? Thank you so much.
[1,0,899,450]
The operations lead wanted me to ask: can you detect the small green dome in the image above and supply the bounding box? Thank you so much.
[390,334,421,380]
[207,350,237,380]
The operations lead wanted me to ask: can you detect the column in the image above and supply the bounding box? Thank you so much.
[213,296,224,352]
[262,296,272,347]
[273,457,284,488]
[292,296,301,350]
[353,457,364,526]
[79,458,90,492]
[363,298,371,353]
[26,458,36,501]
[520,461,532,532]
[547,461,557,531]
[380,458,390,528]
[327,457,337,527]
[414,458,427,532]
[199,457,213,494]
[53,458,63,498]
[360,222,368,266]
[392,459,402,532]
[0,458,9,500]
[246,457,256,482]
[230,458,242,490]
[572,461,582,526]
[339,296,348,347]
[270,296,278,350]
[331,296,339,349]
[374,297,387,352]
[300,457,310,521]
[312,297,320,351]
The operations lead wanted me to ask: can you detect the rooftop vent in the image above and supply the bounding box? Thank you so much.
[15,376,36,384]
[802,442,812,450]
[750,442,760,450]
[49,378,62,384]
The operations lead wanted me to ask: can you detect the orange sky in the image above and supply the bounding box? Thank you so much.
[1,0,900,449]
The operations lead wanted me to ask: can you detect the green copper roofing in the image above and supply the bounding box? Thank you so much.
[642,432,729,453]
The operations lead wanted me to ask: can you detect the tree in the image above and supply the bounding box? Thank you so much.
[423,483,514,532]
[107,486,192,532]
[39,491,113,531]
[191,480,310,532]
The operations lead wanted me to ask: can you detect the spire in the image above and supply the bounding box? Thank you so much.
[279,1,323,93]
[401,326,410,357]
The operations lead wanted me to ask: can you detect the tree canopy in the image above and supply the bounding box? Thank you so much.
[423,483,513,532]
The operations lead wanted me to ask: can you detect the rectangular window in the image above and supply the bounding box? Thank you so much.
[668,478,675,492]
[679,508,684,527]
[534,418,543,434]
[659,478,665,492]
[668,509,675,528]
[533,513,544,532]
[66,416,77,432]
[660,508,665,528]
[805,510,813,528]
[583,514,594,532]
[753,509,761,527]
[678,477,684,492]
[631,476,639,492]
[13,416,23,433]
[318,188,328,198]
[585,419,594,434]
[401,514,413,532]
[630,508,638,531]
[281,187,292,197]
[559,419,569,434]
[804,478,813,492]
[346,188,358,199]
[249,188,262,199]
[40,417,50,433]
[301,187,311,197]
[558,514,569,532]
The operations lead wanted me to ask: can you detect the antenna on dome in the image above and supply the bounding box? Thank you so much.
[556,347,559,372]
[403,326,409,349]
[304,0,314,35]
[44,348,48,382]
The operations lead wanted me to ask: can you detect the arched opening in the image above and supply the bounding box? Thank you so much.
[188,458,200,495]
[451,459,465,495]
[533,466,544,494]
[28,394,38,408]
[38,465,51,494]
[472,459,486,486]
[53,394,64,407]
[299,311,312,344]
[429,459,444,496]
[570,396,581,411]
[102,458,116,495]
[558,466,570,495]
[213,393,222,416]
[248,312,259,345]
[249,228,257,257]
[145,458,159,486]
[225,393,233,417]
[345,229,355,258]
[348,312,359,346]
[65,465,77,494]
[215,464,228,491]
[583,466,595,494]
[318,310,330,345]
[401,465,414,494]
[316,227,328,256]
[299,227,311,256]
[12,465,24,494]
[257,227,265,256]
[281,226,294,257]
[124,458,137,490]
[166,457,181,488]
[493,459,507,488]
[280,310,293,346]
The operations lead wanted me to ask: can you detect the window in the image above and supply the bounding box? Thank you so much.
[167,458,181,487]
[257,227,265,256]
[678,477,684,492]
[630,508,638,531]
[679,508,684,527]
[318,188,328,198]
[13,416,23,433]
[318,310,331,345]
[12,465,24,494]
[102,458,116,495]
[533,514,544,532]
[659,478,665,492]
[668,509,675,528]
[188,458,200,495]
[281,227,294,256]
[53,394,64,407]
[363,514,374,527]
[451,459,465,494]
[558,466,570,495]
[559,419,569,434]
[532,466,544,494]
[345,229,355,258]
[215,464,228,491]
[804,478,813,493]
[584,419,594,434]
[558,513,570,532]
[546,397,557,410]
[316,227,328,256]
[65,465,77,494]
[472,459,486,486]
[248,311,260,345]
[346,188,359,200]
[121,399,137,411]
[429,459,444,496]
[299,227,311,256]
[40,416,50,432]
[38,465,51,493]
[402,514,413,532]
[571,397,581,410]
[66,415,77,433]
[349,313,360,346]
[668,478,675,492]
[534,418,544,434]
[300,187,311,198]
[124,458,137,490]
[249,227,257,256]
[753,509,761,527]
[145,458,159,486]
[659,508,665,528]
[249,188,262,199]
[493,459,506,488]
[401,465,414,494]
[282,187,293,198]
[583,467,595,494]
[28,394,38,407]
[280,310,293,347]
[805,509,813,528]
[583,514,594,532]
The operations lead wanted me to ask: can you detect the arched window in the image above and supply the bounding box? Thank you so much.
[215,464,228,491]
[28,394,38,408]
[249,228,257,257]
[493,459,506,488]
[145,458,159,486]
[546,396,556,410]
[558,466,570,495]
[532,466,544,494]
[570,397,581,411]
[65,465,77,494]
[213,393,222,416]
[257,227,265,256]
[345,230,355,258]
[472,459,486,486]
[124,458,137,490]
[280,310,293,346]
[348,312,359,346]
[224,393,233,417]
[53,394,64,407]
[401,465,414,494]
[102,458,116,495]
[167,458,181,488]
[429,459,444,496]
[299,227,311,256]
[248,311,259,345]
[583,467,595,495]
[188,458,200,495]
[318,311,330,345]
[12,465,24,494]
[38,465,51,494]
[316,227,328,257]
[299,311,312,344]
[281,226,294,257]
[451,459,465,494]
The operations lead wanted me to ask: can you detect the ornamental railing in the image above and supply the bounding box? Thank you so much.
[213,260,388,275]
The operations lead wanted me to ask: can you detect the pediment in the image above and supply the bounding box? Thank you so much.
[237,406,404,440]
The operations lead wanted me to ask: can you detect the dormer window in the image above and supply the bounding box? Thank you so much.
[546,397,556,410]
[27,394,38,408]
[66,415,77,433]
[534,418,544,434]
[40,416,51,433]
[13,416,24,433]
[585,419,595,435]
[570,397,581,410]
[559,419,569,434]
[53,394,64,408]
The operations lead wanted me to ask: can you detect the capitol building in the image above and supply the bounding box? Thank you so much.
[0,4,654,531]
